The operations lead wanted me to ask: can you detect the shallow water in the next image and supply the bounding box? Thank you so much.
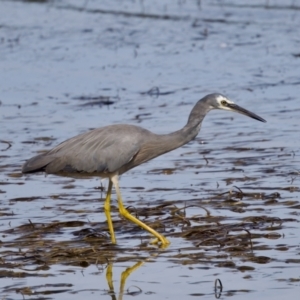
[1,0,300,299]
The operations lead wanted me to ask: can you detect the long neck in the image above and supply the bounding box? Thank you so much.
[121,98,214,173]
[148,98,214,156]
[159,97,213,146]
[155,123,200,154]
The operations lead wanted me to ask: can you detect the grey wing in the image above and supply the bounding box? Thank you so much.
[22,125,142,174]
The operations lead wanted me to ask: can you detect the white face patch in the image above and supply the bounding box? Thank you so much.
[216,95,234,110]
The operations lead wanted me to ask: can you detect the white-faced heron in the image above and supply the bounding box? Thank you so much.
[22,93,266,246]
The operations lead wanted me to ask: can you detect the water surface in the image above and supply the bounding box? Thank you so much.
[0,0,300,299]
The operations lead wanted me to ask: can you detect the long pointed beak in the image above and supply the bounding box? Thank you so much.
[227,103,266,123]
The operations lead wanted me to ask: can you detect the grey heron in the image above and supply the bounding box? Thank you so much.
[22,93,266,246]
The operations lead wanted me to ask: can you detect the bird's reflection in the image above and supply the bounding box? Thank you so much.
[106,261,144,300]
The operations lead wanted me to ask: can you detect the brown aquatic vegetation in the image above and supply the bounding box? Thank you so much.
[0,189,293,270]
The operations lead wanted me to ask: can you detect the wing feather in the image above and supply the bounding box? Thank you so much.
[22,124,149,175]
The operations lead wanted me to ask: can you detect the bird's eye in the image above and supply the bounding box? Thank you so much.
[221,100,227,106]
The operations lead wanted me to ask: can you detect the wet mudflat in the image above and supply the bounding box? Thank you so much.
[1,0,300,299]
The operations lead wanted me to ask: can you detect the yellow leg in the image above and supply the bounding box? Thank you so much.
[104,180,116,244]
[111,175,170,247]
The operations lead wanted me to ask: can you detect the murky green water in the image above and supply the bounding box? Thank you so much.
[1,0,300,299]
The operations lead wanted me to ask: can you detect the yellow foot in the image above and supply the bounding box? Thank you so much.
[150,237,171,248]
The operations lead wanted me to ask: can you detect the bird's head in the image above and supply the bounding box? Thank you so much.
[207,93,266,123]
